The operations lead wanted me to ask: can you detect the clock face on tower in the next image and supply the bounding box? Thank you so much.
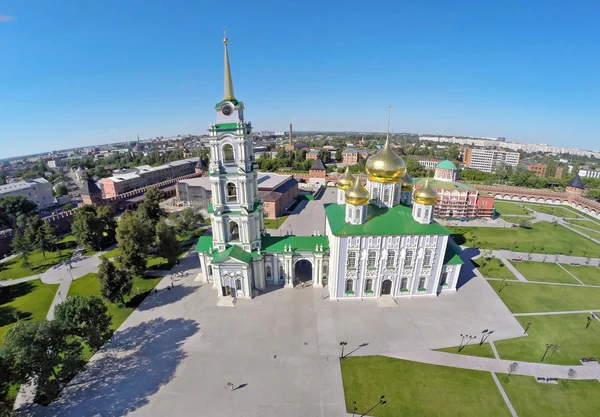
[221,104,234,116]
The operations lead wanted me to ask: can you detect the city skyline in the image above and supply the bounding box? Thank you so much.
[1,0,599,159]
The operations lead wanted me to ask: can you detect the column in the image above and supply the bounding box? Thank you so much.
[213,267,222,297]
[197,254,208,283]
[284,254,294,288]
[314,254,324,288]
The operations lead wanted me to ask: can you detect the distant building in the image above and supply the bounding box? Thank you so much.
[415,157,443,170]
[566,174,585,195]
[100,157,200,198]
[578,168,600,179]
[0,178,54,209]
[308,158,327,186]
[460,147,520,173]
[342,149,361,164]
[527,163,547,177]
[554,167,564,179]
[306,150,320,160]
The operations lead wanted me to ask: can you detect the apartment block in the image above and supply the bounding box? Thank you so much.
[460,147,520,173]
[527,163,547,177]
[0,178,54,208]
[578,168,600,179]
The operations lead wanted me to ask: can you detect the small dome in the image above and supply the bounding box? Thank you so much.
[400,171,414,191]
[345,175,370,205]
[413,179,438,205]
[365,138,406,183]
[337,166,355,190]
[435,160,457,171]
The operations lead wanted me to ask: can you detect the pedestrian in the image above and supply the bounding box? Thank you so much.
[301,281,305,288]
[226,382,234,391]
[154,289,158,294]
[171,282,174,288]
[167,286,171,291]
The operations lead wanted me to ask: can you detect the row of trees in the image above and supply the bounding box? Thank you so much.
[0,295,113,408]
[72,205,117,252]
[11,216,56,267]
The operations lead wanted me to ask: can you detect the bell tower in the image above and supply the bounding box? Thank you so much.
[207,32,264,253]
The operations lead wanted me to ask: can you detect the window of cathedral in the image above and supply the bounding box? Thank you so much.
[386,250,396,268]
[423,249,433,267]
[235,279,242,291]
[365,278,374,293]
[354,209,360,222]
[266,265,272,278]
[227,182,238,202]
[222,144,235,164]
[404,250,414,268]
[440,272,448,286]
[229,221,240,241]
[208,266,213,277]
[367,251,377,269]
[372,187,379,200]
[347,252,357,269]
[345,279,354,294]
[418,277,426,291]
[383,188,390,204]
[417,207,422,218]
[400,277,409,291]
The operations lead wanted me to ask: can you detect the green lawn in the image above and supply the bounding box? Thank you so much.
[487,280,600,313]
[512,261,580,284]
[449,221,600,257]
[67,272,162,332]
[99,247,120,260]
[473,258,518,280]
[567,219,600,233]
[561,264,600,286]
[499,374,600,417]
[264,215,289,230]
[340,356,510,417]
[0,279,59,343]
[523,204,579,218]
[568,224,600,241]
[436,342,496,359]
[494,201,530,215]
[494,314,600,365]
[0,248,73,281]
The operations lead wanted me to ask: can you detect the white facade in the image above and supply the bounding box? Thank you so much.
[466,148,520,173]
[0,178,54,208]
[579,169,600,179]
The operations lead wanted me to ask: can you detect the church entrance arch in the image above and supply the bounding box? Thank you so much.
[381,279,392,295]
[293,258,313,284]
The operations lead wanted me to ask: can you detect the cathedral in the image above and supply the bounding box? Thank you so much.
[195,35,463,303]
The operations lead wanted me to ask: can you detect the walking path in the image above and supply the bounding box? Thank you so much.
[491,372,518,417]
[513,309,600,317]
[500,259,527,282]
[485,277,600,288]
[559,222,600,246]
[489,341,501,359]
[555,263,585,285]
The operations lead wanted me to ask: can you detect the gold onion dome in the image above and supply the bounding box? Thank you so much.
[337,166,355,190]
[345,175,370,205]
[365,138,406,183]
[413,179,438,205]
[400,171,414,191]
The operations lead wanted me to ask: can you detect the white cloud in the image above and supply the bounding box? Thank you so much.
[0,15,15,23]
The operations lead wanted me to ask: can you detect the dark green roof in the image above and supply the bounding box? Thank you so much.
[261,235,329,253]
[196,235,214,252]
[214,99,242,109]
[414,178,474,191]
[212,122,239,131]
[211,245,253,264]
[436,160,458,170]
[325,203,451,236]
[444,239,464,265]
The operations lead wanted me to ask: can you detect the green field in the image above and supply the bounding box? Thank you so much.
[473,258,518,280]
[523,204,579,218]
[340,356,510,417]
[487,280,600,313]
[67,273,162,331]
[0,247,73,280]
[264,215,289,230]
[494,201,530,215]
[512,261,579,284]
[99,247,120,260]
[500,374,600,417]
[436,342,495,359]
[567,219,600,233]
[568,225,600,241]
[561,264,600,286]
[494,314,600,365]
[0,279,59,343]
[449,221,600,257]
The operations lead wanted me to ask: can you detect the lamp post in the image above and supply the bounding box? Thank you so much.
[340,341,347,359]
[586,316,593,329]
[541,344,554,362]
[352,401,357,417]
[359,395,386,417]
[524,322,532,334]
[479,329,489,346]
[459,334,476,352]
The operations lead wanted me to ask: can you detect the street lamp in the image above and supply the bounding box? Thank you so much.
[479,329,489,346]
[359,395,386,417]
[459,334,476,352]
[541,344,554,362]
[524,322,532,334]
[352,401,357,417]
[340,341,347,359]
[586,316,593,329]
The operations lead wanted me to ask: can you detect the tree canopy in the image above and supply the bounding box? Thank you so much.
[0,195,38,228]
[98,258,133,304]
[116,211,152,277]
[155,219,180,265]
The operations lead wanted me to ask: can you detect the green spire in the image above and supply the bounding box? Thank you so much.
[223,28,235,101]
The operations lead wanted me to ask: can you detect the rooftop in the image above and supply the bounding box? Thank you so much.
[414,178,475,192]
[310,158,327,171]
[104,158,200,183]
[325,203,451,237]
[0,178,49,193]
[257,173,294,190]
[436,160,458,171]
[195,234,329,255]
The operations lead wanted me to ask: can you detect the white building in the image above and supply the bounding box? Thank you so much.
[462,147,520,173]
[578,169,600,179]
[0,178,54,208]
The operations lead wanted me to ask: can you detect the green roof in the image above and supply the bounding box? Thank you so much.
[325,203,451,236]
[261,235,329,253]
[414,178,475,191]
[436,160,458,170]
[211,245,253,264]
[214,99,242,109]
[212,123,239,131]
[196,235,214,252]
[444,239,464,265]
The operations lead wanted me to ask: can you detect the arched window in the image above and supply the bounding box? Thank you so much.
[386,250,396,268]
[383,188,390,204]
[372,187,379,200]
[235,279,242,290]
[345,279,354,292]
[222,144,234,164]
[347,207,352,219]
[229,221,240,241]
[279,265,285,280]
[423,249,433,267]
[440,272,448,286]
[367,251,377,268]
[400,278,408,289]
[404,250,414,268]
[418,277,426,289]
[208,266,213,277]
[266,265,272,278]
[355,208,360,221]
[347,252,357,269]
[365,278,373,292]
[417,207,422,218]
[227,182,237,203]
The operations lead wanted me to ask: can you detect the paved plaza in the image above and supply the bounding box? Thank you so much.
[40,250,524,417]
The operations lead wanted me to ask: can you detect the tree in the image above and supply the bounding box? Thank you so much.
[0,195,37,229]
[3,320,84,403]
[175,207,200,238]
[137,187,165,230]
[0,348,15,416]
[72,206,104,251]
[54,295,113,352]
[11,229,33,268]
[54,183,68,197]
[97,259,133,305]
[97,205,117,248]
[25,216,55,259]
[335,149,343,162]
[116,211,151,277]
[63,202,73,212]
[508,362,519,377]
[155,220,181,266]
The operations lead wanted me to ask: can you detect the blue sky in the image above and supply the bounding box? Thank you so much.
[1,0,599,158]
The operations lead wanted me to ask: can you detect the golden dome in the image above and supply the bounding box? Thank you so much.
[413,179,438,205]
[345,175,370,205]
[337,166,355,190]
[365,138,406,183]
[400,171,414,191]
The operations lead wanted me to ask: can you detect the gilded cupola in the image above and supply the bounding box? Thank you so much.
[365,138,406,183]
[400,171,414,191]
[413,179,438,205]
[345,175,370,205]
[337,166,355,190]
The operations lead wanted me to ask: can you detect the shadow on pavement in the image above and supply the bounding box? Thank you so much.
[40,317,199,417]
[456,247,480,290]
[136,284,198,311]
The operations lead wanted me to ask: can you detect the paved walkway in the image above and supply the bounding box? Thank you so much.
[491,372,518,417]
[500,259,527,282]
[269,188,336,237]
[512,310,600,317]
[555,263,585,285]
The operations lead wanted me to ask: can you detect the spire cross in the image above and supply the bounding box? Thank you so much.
[223,27,227,44]
[387,104,392,133]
